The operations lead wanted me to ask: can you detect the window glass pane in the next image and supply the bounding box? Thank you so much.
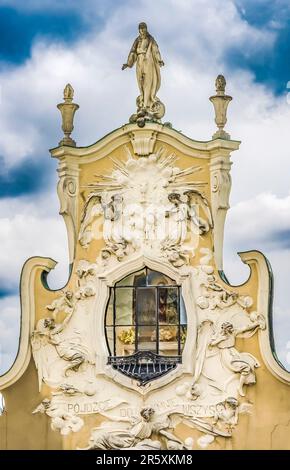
[136,288,156,325]
[115,288,134,325]
[159,326,178,356]
[105,326,114,355]
[116,269,146,286]
[133,269,147,286]
[116,326,136,356]
[159,287,179,324]
[105,289,114,326]
[147,269,175,286]
[180,325,187,352]
[180,297,187,324]
[137,326,157,352]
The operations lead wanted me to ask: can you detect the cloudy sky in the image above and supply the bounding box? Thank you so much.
[0,0,290,374]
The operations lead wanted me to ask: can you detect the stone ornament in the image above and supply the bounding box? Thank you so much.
[33,399,84,436]
[28,121,267,448]
[191,248,265,399]
[57,83,79,147]
[209,156,232,270]
[122,23,165,127]
[30,257,100,392]
[78,146,212,268]
[31,314,94,390]
[82,392,253,450]
[57,164,79,265]
[46,290,75,319]
[209,75,232,140]
[81,407,193,450]
[30,243,265,448]
[29,117,266,447]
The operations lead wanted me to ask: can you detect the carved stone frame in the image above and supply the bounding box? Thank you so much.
[93,254,197,394]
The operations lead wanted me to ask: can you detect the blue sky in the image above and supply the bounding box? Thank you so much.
[0,0,290,373]
[230,1,290,93]
[0,7,86,63]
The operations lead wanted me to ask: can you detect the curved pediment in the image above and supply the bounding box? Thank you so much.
[50,122,240,163]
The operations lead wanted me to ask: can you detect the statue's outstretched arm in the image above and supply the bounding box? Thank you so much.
[122,38,138,69]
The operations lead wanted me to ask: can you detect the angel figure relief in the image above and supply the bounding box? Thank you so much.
[211,397,253,435]
[78,194,103,248]
[46,290,76,319]
[31,309,94,391]
[193,311,266,399]
[81,407,194,450]
[209,314,266,396]
[164,191,211,244]
[77,147,212,268]
[82,400,253,451]
[161,189,213,266]
[79,192,124,249]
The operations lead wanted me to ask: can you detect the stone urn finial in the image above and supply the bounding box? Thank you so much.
[209,75,232,140]
[57,83,79,147]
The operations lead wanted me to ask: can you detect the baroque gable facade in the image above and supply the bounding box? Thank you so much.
[1,118,290,450]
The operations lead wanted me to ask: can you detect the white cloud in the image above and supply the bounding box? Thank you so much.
[0,195,69,291]
[0,0,290,372]
[223,193,290,370]
[286,341,290,365]
[225,192,290,247]
[274,305,290,368]
[0,296,20,375]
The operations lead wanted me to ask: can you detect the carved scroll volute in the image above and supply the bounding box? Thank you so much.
[209,155,232,270]
[57,162,80,264]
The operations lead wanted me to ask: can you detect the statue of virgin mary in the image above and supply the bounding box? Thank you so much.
[122,22,165,124]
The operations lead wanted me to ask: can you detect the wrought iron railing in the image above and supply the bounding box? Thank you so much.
[108,350,181,385]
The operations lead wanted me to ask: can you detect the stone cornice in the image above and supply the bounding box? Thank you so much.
[50,123,240,163]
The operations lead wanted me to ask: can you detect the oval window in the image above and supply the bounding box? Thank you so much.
[105,268,187,384]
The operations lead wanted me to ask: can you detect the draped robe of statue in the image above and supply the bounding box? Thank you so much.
[126,33,163,112]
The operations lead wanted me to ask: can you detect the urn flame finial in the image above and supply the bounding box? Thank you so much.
[63,83,74,102]
[57,83,79,147]
[210,75,232,140]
